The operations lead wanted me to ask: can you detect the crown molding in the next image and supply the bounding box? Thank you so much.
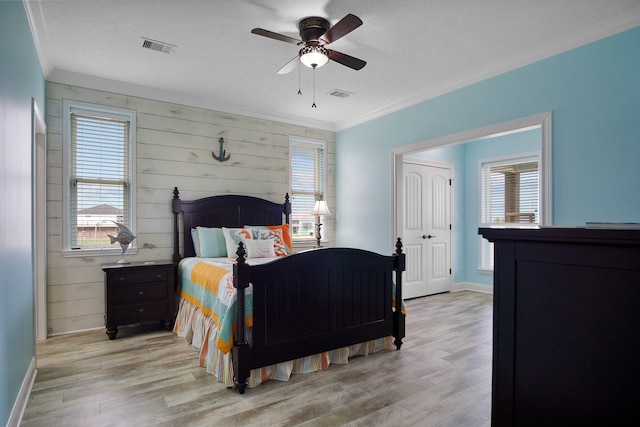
[334,10,640,131]
[46,70,337,132]
[23,0,53,76]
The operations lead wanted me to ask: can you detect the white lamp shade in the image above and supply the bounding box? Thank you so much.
[311,200,331,216]
[299,45,329,68]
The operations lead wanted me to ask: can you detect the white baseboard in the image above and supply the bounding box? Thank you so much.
[7,357,37,427]
[47,325,104,338]
[452,281,494,294]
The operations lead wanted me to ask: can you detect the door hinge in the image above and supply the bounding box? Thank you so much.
[449,224,452,230]
[449,268,452,275]
[449,179,452,186]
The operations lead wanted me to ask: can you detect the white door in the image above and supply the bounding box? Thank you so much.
[401,161,452,298]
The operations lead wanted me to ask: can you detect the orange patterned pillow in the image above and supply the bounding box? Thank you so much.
[245,224,294,255]
[265,225,293,254]
[250,227,287,257]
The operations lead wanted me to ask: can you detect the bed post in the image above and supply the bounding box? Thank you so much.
[284,193,291,225]
[232,243,250,394]
[392,238,406,350]
[172,187,182,263]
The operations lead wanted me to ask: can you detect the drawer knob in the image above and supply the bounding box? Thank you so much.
[119,277,125,281]
[139,308,144,313]
[156,274,162,279]
[139,291,144,295]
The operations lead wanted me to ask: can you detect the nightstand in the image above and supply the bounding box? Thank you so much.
[101,260,176,339]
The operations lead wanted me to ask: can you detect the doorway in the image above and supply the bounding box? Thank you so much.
[392,112,552,292]
[401,160,452,298]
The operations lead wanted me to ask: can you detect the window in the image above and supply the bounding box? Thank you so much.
[289,137,326,240]
[479,155,539,270]
[62,101,136,255]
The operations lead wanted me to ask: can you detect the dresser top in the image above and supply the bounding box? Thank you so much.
[479,226,640,245]
[101,260,175,271]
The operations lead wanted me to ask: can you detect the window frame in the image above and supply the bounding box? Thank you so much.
[62,100,137,257]
[289,136,327,244]
[478,152,540,271]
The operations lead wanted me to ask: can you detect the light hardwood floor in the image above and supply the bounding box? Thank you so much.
[22,291,493,427]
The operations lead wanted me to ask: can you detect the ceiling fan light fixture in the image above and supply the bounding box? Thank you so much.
[299,45,329,69]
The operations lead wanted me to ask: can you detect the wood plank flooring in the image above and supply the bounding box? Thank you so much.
[22,290,493,427]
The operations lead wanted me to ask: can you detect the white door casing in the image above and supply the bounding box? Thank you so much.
[33,99,47,341]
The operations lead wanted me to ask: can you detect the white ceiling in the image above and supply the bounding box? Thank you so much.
[25,0,640,131]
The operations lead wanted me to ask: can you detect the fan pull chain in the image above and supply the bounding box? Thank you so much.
[312,65,317,108]
[297,63,302,95]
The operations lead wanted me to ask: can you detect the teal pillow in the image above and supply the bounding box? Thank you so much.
[191,228,201,256]
[195,227,227,257]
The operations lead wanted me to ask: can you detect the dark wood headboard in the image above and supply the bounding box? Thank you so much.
[172,187,291,261]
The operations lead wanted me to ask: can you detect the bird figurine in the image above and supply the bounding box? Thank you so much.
[108,222,136,264]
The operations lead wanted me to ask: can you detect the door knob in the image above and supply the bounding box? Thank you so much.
[422,234,436,239]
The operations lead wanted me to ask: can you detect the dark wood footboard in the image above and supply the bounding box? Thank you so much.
[232,239,405,394]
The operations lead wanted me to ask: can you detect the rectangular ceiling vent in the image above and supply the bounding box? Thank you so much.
[140,37,176,54]
[327,89,353,98]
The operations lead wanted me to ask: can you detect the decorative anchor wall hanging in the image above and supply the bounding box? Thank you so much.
[212,137,231,162]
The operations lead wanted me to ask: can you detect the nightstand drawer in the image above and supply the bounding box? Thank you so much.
[110,268,168,286]
[112,301,169,323]
[112,284,168,304]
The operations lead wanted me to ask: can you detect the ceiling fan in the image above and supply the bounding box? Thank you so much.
[251,13,366,74]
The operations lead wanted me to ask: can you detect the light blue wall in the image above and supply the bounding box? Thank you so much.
[336,26,640,270]
[0,2,45,425]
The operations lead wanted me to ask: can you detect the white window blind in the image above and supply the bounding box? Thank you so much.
[480,156,539,269]
[482,161,539,224]
[290,139,326,239]
[64,102,135,252]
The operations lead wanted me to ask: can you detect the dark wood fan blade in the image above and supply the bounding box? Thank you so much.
[277,56,299,75]
[320,14,363,44]
[251,28,301,45]
[327,49,366,70]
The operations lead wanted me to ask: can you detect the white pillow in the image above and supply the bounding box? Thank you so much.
[244,238,276,259]
[222,227,252,258]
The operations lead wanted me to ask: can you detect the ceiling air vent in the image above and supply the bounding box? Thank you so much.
[140,37,176,54]
[327,89,353,98]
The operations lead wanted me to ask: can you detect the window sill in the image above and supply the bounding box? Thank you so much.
[62,247,138,258]
[477,267,494,274]
[293,239,326,251]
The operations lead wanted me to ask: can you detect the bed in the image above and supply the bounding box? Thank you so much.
[171,187,406,394]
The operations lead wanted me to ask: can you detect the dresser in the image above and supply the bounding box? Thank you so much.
[479,227,640,426]
[102,260,177,339]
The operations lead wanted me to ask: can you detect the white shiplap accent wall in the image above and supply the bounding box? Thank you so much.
[45,82,336,335]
